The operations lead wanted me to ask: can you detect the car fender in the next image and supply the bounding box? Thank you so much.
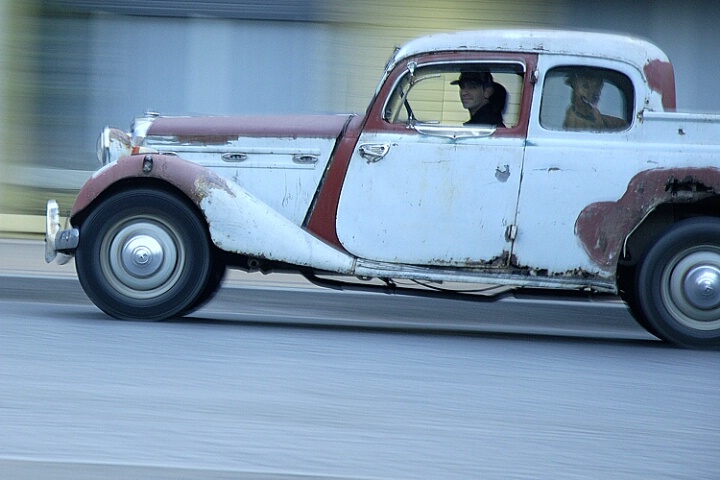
[72,154,356,273]
[575,167,720,269]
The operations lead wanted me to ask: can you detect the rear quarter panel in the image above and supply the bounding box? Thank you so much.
[518,55,720,282]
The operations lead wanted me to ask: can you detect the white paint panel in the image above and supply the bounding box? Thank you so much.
[515,55,648,277]
[199,179,355,273]
[337,131,524,266]
[516,53,720,278]
[156,136,337,225]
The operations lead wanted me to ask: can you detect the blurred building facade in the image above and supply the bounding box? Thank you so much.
[1,0,719,190]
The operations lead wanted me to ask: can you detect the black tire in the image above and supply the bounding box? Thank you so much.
[181,253,226,316]
[617,264,660,337]
[636,218,720,348]
[75,188,216,320]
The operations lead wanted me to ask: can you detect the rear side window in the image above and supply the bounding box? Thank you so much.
[540,66,634,132]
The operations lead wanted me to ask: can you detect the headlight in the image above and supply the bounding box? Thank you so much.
[96,127,110,165]
[96,127,132,166]
[131,111,159,146]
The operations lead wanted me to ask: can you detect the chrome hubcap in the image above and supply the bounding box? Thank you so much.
[682,265,720,310]
[102,219,183,299]
[664,249,720,329]
[122,235,164,278]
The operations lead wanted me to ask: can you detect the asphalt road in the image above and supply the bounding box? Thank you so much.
[2,240,720,479]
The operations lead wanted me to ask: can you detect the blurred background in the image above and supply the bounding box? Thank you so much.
[2,0,719,235]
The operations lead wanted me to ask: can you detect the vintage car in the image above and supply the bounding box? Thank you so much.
[46,29,720,348]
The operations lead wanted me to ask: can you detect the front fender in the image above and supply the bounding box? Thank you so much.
[72,155,355,273]
[72,154,210,216]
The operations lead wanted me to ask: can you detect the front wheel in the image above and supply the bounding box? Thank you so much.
[636,218,720,348]
[76,188,217,320]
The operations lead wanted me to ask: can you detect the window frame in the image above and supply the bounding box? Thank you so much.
[538,65,636,133]
[383,61,526,128]
[363,51,538,138]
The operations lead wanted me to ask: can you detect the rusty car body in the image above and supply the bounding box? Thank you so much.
[46,30,720,348]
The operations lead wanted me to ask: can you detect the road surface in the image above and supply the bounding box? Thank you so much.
[2,240,719,479]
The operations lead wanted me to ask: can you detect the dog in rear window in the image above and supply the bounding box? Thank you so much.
[563,72,627,131]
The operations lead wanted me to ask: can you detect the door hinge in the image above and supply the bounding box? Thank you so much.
[505,225,518,242]
[530,70,539,84]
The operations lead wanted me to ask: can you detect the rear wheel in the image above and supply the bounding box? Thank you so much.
[76,188,218,320]
[636,218,720,348]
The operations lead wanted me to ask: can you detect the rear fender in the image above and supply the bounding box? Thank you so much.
[72,155,355,273]
[576,167,720,269]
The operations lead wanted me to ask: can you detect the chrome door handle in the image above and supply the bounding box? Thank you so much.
[292,154,319,165]
[221,153,248,162]
[358,143,390,163]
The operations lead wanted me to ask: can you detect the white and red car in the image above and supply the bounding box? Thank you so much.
[46,30,720,348]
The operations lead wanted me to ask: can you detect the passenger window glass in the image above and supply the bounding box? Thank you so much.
[384,63,525,128]
[540,66,634,132]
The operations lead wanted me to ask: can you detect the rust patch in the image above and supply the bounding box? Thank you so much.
[426,250,517,269]
[170,135,237,146]
[506,261,600,281]
[304,115,365,247]
[492,250,515,268]
[192,171,236,204]
[644,59,676,111]
[665,175,713,194]
[575,167,720,269]
[552,267,599,280]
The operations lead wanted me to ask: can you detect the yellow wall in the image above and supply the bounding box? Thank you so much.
[0,0,42,221]
[1,0,570,222]
[1,1,38,174]
[324,0,566,113]
[0,0,7,180]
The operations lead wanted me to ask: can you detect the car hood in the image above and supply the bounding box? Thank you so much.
[145,114,356,143]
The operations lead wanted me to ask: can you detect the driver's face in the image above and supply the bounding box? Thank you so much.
[459,81,492,115]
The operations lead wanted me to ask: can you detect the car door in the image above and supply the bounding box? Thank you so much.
[335,55,535,268]
[515,57,644,283]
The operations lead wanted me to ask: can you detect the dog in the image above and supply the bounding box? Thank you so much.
[563,73,627,131]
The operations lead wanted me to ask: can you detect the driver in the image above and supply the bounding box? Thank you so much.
[452,71,506,127]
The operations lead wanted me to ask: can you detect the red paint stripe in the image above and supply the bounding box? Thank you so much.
[148,115,353,138]
[305,116,365,248]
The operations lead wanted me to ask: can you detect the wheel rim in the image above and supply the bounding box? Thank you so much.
[662,247,720,330]
[100,215,185,300]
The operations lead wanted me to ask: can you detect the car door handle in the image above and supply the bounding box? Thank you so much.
[358,143,390,163]
[292,154,319,165]
[221,153,248,162]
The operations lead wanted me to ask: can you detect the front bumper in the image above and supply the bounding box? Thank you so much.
[45,200,79,265]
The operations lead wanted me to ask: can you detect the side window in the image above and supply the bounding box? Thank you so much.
[540,66,634,132]
[384,63,525,128]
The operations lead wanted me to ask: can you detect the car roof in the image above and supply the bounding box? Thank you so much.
[390,29,670,69]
